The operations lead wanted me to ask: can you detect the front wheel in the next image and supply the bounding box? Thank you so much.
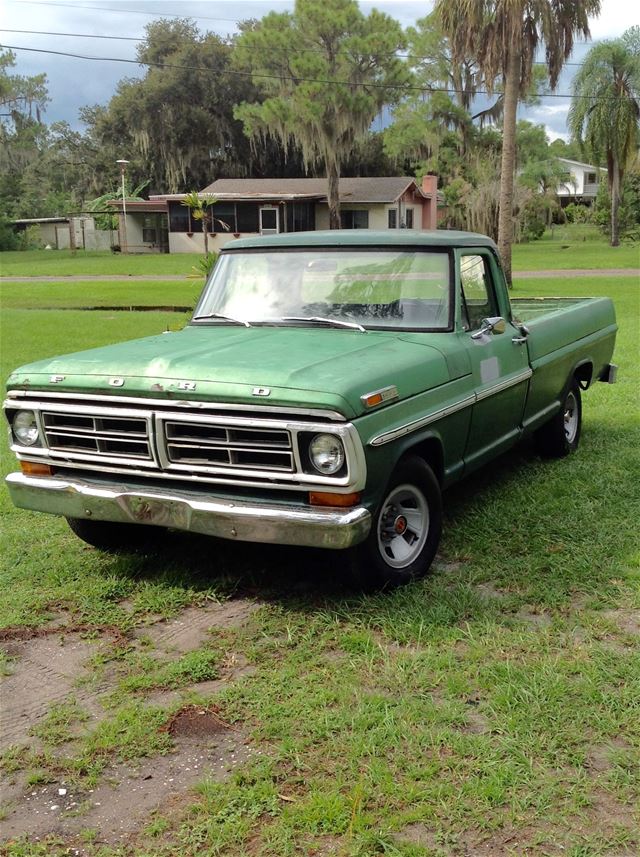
[348,456,442,590]
[534,379,582,458]
[66,517,161,552]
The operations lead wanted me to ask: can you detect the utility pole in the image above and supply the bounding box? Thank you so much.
[116,159,129,253]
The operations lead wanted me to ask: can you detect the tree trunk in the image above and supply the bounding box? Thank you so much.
[610,159,620,247]
[497,49,520,289]
[327,162,341,230]
[203,222,209,256]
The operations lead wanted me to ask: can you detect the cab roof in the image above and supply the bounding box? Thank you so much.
[224,229,497,252]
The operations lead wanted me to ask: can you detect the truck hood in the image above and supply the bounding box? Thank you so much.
[7,325,452,419]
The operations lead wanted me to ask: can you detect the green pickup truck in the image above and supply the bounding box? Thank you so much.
[4,230,618,587]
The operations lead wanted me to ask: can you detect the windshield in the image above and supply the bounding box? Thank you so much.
[193,249,452,330]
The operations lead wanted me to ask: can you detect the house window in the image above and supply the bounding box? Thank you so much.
[586,172,597,184]
[213,203,236,233]
[142,215,157,244]
[286,201,316,232]
[168,202,190,233]
[340,210,369,229]
[388,209,397,229]
[236,203,260,234]
[404,208,414,229]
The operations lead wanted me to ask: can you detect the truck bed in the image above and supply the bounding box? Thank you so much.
[511,296,617,364]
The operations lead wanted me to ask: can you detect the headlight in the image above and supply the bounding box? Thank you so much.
[309,433,345,475]
[13,410,40,446]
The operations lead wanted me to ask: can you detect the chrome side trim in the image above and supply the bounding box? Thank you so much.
[369,370,532,447]
[5,391,346,422]
[475,368,533,402]
[6,472,372,550]
[370,395,476,447]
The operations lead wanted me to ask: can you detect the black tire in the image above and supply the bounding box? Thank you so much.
[534,379,582,458]
[66,517,160,552]
[348,456,442,590]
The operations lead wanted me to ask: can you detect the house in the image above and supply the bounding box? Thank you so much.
[556,158,607,207]
[109,176,439,254]
[10,216,116,250]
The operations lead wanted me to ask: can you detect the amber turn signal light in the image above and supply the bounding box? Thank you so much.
[363,392,383,407]
[20,461,53,477]
[309,491,361,508]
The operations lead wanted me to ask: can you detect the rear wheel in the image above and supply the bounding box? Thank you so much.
[66,517,160,552]
[535,379,582,458]
[349,456,442,590]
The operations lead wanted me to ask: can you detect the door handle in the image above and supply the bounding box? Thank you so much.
[512,323,529,345]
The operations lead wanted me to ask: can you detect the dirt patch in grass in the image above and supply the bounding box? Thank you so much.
[164,704,234,739]
[0,622,127,644]
[396,822,443,850]
[1,723,254,846]
[515,606,553,627]
[584,736,633,773]
[602,609,640,636]
[133,600,258,655]
[0,633,110,753]
[0,599,260,848]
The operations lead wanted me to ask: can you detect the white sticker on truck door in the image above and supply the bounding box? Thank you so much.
[480,356,500,383]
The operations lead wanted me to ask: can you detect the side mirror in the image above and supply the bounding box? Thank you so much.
[471,316,506,339]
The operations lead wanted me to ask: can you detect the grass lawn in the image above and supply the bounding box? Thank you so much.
[1,228,638,280]
[0,249,202,277]
[1,275,639,856]
[0,280,204,310]
[511,226,639,271]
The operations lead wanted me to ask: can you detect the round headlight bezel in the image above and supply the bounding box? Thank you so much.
[13,409,41,447]
[308,433,345,476]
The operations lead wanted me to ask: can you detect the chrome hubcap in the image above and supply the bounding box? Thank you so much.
[377,483,429,569]
[564,391,578,443]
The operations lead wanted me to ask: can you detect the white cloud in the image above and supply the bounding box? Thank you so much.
[588,0,640,40]
[536,103,572,117]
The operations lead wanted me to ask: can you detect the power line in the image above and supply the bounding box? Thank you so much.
[7,0,244,24]
[2,28,143,42]
[0,27,586,68]
[3,43,626,101]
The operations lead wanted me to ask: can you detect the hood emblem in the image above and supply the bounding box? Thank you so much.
[109,377,125,387]
[177,381,197,391]
[253,387,271,397]
[50,375,65,383]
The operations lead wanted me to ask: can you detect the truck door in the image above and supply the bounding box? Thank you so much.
[458,250,531,471]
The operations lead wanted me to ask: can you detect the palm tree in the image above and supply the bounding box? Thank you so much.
[569,38,640,246]
[435,0,600,286]
[181,191,229,257]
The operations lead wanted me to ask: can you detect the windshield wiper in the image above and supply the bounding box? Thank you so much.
[281,316,366,333]
[193,312,252,327]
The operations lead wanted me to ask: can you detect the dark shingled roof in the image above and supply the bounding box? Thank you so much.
[199,176,426,203]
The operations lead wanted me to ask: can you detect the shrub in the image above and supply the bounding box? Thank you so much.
[0,215,19,250]
[564,202,593,224]
[17,225,44,250]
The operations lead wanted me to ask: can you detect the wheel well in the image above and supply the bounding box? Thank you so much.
[574,361,593,390]
[405,437,444,485]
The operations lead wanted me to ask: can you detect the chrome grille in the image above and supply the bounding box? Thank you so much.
[163,420,293,471]
[42,411,152,460]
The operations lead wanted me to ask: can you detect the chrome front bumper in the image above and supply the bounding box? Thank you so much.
[6,473,371,550]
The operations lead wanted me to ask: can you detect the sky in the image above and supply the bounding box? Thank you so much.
[3,0,640,145]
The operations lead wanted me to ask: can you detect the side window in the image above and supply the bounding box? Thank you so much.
[459,254,497,331]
